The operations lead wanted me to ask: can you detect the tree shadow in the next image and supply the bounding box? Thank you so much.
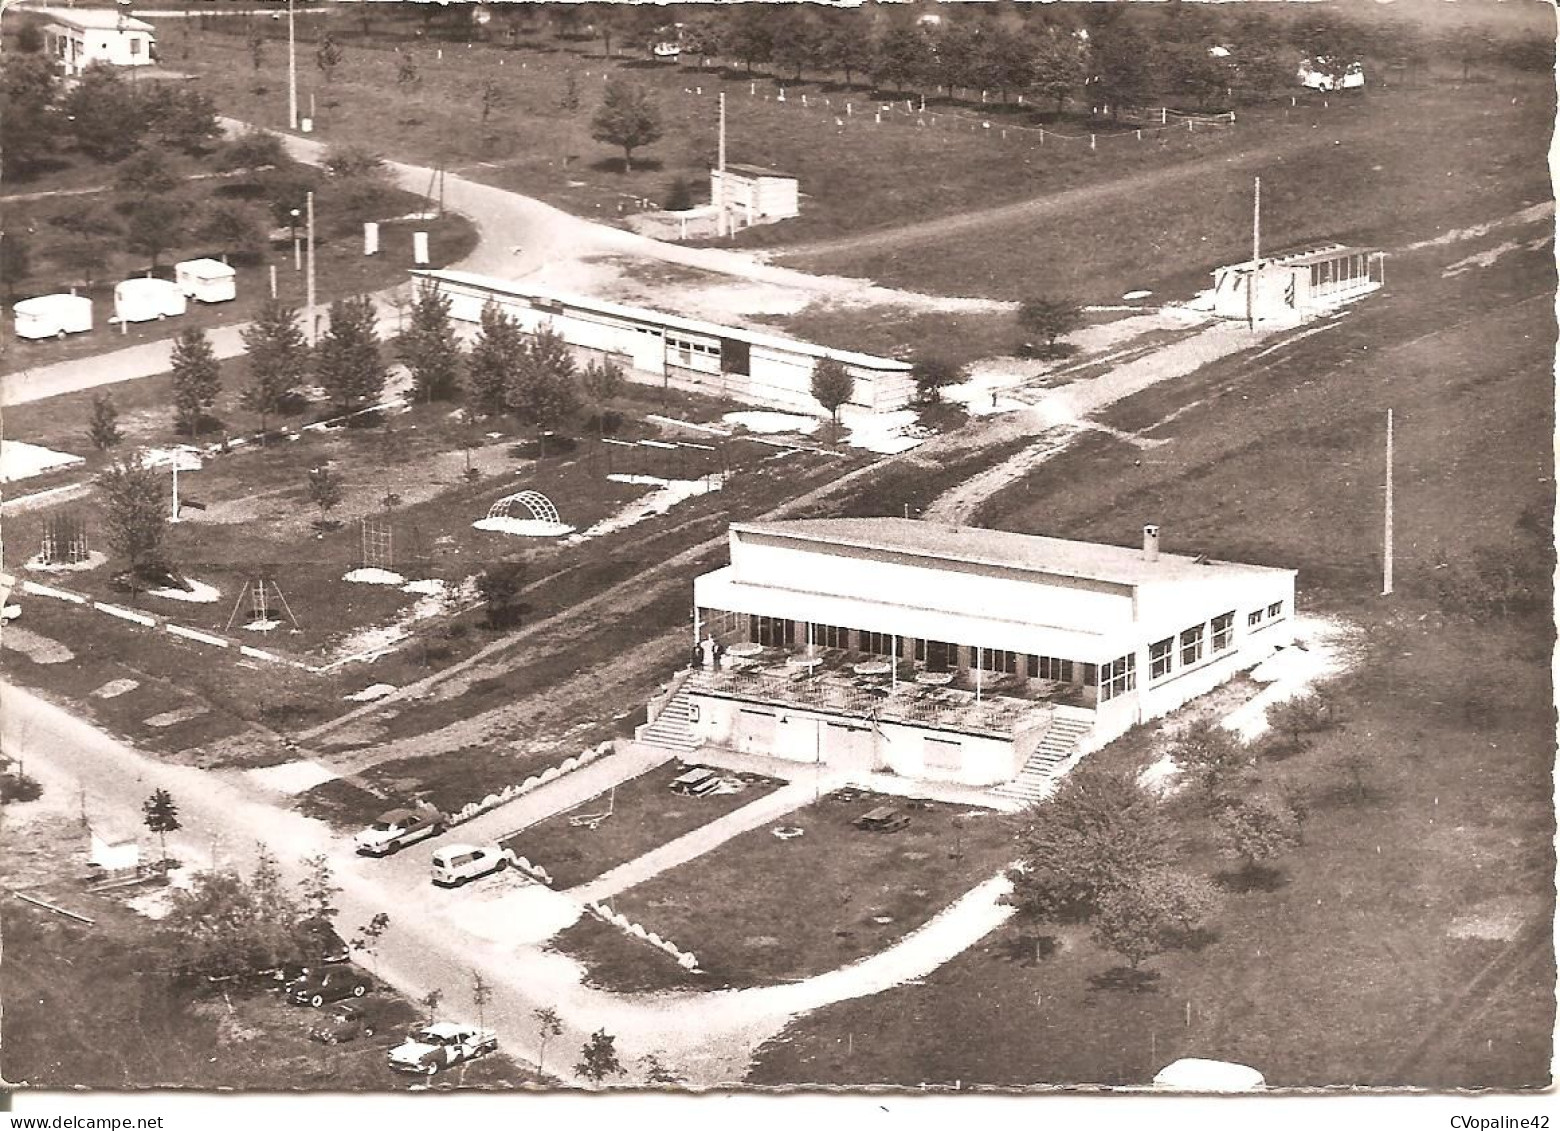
[1087,966,1161,994]
[1214,865,1289,894]
[997,932,1060,966]
[588,156,665,175]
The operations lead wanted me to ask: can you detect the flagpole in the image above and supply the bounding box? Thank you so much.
[1382,408,1394,596]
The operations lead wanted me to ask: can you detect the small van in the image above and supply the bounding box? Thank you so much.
[430,845,507,888]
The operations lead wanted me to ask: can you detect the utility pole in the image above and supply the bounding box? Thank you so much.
[305,190,316,345]
[287,0,299,130]
[716,92,727,238]
[1382,408,1394,596]
[1248,175,1261,332]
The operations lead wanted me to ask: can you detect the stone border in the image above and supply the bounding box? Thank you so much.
[586,901,701,973]
[443,741,616,831]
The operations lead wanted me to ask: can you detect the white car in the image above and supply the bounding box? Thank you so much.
[430,845,507,888]
[388,1022,498,1076]
[354,807,446,857]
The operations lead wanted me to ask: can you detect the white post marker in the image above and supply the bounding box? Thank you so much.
[1382,408,1394,596]
[364,221,380,256]
[287,0,297,130]
[305,191,316,345]
[413,231,430,266]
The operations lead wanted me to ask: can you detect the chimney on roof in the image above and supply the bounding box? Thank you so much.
[1143,524,1160,562]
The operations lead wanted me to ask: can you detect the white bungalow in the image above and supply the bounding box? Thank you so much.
[642,519,1297,798]
[40,8,156,77]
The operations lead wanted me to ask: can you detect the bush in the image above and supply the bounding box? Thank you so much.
[664,176,694,211]
[0,773,43,804]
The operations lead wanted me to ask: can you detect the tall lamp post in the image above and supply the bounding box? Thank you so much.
[287,0,298,131]
[290,208,301,271]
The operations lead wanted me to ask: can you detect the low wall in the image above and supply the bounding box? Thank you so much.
[586,901,701,973]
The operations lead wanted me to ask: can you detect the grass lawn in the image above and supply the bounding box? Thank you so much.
[500,760,782,890]
[556,788,1019,990]
[746,222,1556,1088]
[0,872,537,1089]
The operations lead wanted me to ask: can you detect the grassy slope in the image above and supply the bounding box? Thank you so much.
[748,232,1556,1088]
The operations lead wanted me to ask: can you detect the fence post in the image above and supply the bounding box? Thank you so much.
[1090,134,1096,151]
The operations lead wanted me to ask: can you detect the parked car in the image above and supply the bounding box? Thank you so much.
[853,806,911,833]
[355,807,446,857]
[308,1002,379,1045]
[430,845,507,888]
[286,966,372,1008]
[388,1022,499,1076]
[271,918,353,984]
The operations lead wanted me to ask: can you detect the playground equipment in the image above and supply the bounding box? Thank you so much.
[40,512,90,565]
[473,490,574,537]
[225,578,299,633]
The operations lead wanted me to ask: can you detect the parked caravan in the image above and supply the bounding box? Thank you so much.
[175,258,237,304]
[112,277,187,324]
[13,294,93,340]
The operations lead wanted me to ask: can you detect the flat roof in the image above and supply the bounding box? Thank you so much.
[415,269,911,373]
[732,518,1295,588]
[39,8,154,32]
[720,163,797,181]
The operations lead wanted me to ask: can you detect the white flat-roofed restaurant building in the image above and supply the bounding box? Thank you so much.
[674,519,1296,791]
[710,163,800,230]
[41,9,156,76]
[413,269,914,414]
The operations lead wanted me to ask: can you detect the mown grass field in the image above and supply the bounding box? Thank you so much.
[749,215,1556,1089]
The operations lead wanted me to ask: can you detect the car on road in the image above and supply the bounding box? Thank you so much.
[355,807,446,857]
[430,845,508,888]
[853,805,911,833]
[286,966,373,1008]
[387,1022,499,1076]
[308,1003,379,1045]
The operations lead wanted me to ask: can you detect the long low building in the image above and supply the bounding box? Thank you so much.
[1211,244,1384,324]
[413,269,914,414]
[644,518,1297,795]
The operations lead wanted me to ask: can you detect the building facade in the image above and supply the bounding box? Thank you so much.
[414,269,914,413]
[1211,244,1384,324]
[41,9,156,76]
[710,164,800,231]
[670,519,1297,790]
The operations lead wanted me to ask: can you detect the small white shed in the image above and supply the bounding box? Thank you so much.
[710,164,800,231]
[14,293,93,340]
[87,821,141,874]
[113,277,187,324]
[175,258,237,304]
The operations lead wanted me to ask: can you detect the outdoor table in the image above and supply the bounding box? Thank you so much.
[914,671,954,686]
[852,661,893,677]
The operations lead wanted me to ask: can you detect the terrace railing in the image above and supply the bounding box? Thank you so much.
[687,664,1052,740]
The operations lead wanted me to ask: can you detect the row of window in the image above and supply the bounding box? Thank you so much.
[1248,600,1285,629]
[748,622,1076,682]
[1150,611,1238,681]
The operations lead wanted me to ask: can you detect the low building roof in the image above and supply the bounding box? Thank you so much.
[732,518,1294,588]
[39,8,155,32]
[719,163,797,181]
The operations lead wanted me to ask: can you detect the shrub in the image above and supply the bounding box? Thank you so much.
[1,773,44,804]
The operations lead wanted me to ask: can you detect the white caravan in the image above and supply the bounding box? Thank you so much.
[14,294,93,340]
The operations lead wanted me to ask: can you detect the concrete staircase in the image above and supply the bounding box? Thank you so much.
[634,683,700,755]
[990,715,1095,806]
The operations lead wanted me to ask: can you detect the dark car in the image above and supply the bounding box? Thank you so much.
[308,1002,378,1045]
[286,966,372,1008]
[853,805,911,833]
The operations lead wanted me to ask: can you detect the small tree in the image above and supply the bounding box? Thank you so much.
[476,559,528,629]
[1092,868,1219,972]
[197,202,269,264]
[142,788,181,872]
[663,176,693,211]
[471,969,493,1031]
[810,357,854,443]
[115,147,181,199]
[639,1053,683,1086]
[399,282,463,403]
[126,196,186,270]
[0,231,31,301]
[297,852,342,923]
[1336,748,1373,804]
[467,299,524,418]
[316,34,344,83]
[307,465,344,527]
[509,326,580,455]
[420,987,445,1022]
[590,79,663,172]
[1171,718,1252,803]
[1216,794,1303,876]
[241,300,309,439]
[1017,297,1083,357]
[575,1028,626,1087]
[395,49,420,86]
[170,327,222,440]
[1264,690,1336,752]
[580,357,625,437]
[248,32,265,70]
[314,295,385,415]
[353,912,391,976]
[88,392,123,450]
[96,456,169,590]
[911,354,965,406]
[533,1006,564,1076]
[482,78,511,125]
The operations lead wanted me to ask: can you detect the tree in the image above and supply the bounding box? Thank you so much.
[1171,718,1252,802]
[88,393,123,451]
[314,295,385,415]
[0,232,30,301]
[810,357,853,443]
[770,11,819,83]
[1230,38,1290,104]
[215,129,287,177]
[146,85,222,156]
[680,18,723,71]
[1,52,59,177]
[420,988,445,1022]
[590,79,663,172]
[316,33,344,83]
[468,300,525,418]
[1018,297,1083,356]
[96,457,169,587]
[241,300,309,438]
[15,19,43,54]
[483,78,512,124]
[533,1006,564,1076]
[579,356,625,436]
[1264,690,1336,752]
[248,31,266,70]
[323,145,387,181]
[476,559,528,629]
[352,912,391,976]
[399,282,463,403]
[126,196,186,270]
[307,465,344,526]
[160,865,304,981]
[724,5,776,75]
[1092,24,1157,115]
[575,1028,625,1087]
[142,788,181,872]
[1032,26,1087,114]
[52,236,115,291]
[197,202,268,264]
[818,9,874,89]
[640,1053,683,1086]
[297,853,342,923]
[170,328,221,441]
[911,354,964,406]
[395,49,420,87]
[873,25,936,96]
[508,326,580,453]
[63,65,146,162]
[1007,761,1173,924]
[471,969,493,1032]
[663,176,694,212]
[1215,794,1303,875]
[1092,868,1219,971]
